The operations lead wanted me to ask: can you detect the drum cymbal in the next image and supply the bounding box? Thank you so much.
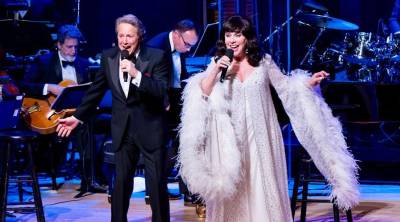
[299,14,359,30]
[304,0,328,11]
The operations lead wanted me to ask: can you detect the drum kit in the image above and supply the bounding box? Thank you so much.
[296,1,400,83]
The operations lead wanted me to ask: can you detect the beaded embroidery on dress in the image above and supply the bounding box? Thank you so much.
[178,55,359,222]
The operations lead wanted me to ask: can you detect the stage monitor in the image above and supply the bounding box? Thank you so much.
[192,22,219,57]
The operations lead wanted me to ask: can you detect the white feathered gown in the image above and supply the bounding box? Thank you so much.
[178,55,359,222]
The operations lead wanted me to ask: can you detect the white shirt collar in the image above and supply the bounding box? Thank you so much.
[168,31,176,52]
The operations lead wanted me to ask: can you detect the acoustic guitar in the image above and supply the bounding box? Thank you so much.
[22,80,77,134]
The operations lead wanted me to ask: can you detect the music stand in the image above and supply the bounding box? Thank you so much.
[0,96,23,130]
[192,22,219,57]
[51,83,91,111]
[0,76,11,84]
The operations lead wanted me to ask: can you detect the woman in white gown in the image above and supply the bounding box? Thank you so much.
[178,16,359,222]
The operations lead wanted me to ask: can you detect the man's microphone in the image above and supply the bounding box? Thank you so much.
[220,49,234,83]
[121,50,129,82]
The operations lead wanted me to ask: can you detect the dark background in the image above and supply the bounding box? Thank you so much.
[0,0,396,60]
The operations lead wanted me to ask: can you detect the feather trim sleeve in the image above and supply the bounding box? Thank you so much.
[178,64,242,202]
[266,56,360,210]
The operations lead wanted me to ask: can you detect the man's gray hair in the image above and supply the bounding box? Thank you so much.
[115,14,146,41]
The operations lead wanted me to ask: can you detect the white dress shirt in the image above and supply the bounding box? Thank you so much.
[43,52,78,95]
[119,50,142,98]
[169,32,182,89]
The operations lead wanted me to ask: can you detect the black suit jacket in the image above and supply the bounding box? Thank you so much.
[74,46,169,152]
[146,32,188,85]
[23,51,90,96]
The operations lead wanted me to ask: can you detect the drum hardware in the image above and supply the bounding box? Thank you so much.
[356,66,375,82]
[332,29,400,83]
[263,9,304,69]
[263,0,331,45]
[297,13,359,67]
[300,27,325,67]
[303,0,328,12]
[263,0,329,68]
[321,48,345,66]
[299,13,359,31]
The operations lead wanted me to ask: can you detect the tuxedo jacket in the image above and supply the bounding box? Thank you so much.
[146,31,188,85]
[23,51,90,96]
[74,46,169,152]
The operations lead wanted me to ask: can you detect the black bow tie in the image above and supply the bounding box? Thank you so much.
[62,60,75,68]
[121,52,137,63]
[128,54,137,63]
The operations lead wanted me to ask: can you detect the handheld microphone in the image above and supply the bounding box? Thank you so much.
[220,49,234,83]
[121,50,129,82]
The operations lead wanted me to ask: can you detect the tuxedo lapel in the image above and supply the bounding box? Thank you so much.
[108,51,125,98]
[136,47,149,73]
[180,53,188,82]
[53,55,63,82]
[75,60,84,84]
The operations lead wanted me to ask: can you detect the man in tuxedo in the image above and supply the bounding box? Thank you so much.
[56,14,170,222]
[23,24,90,95]
[21,24,97,192]
[147,19,198,206]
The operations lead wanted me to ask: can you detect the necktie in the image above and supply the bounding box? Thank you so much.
[62,60,75,68]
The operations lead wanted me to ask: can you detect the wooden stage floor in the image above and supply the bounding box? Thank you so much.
[4,177,400,221]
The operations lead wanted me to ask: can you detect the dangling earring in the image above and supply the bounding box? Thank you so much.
[245,49,249,54]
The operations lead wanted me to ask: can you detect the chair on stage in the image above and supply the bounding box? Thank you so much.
[0,98,45,221]
[290,146,353,222]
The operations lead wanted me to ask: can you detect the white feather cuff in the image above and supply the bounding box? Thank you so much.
[178,72,242,202]
[284,70,360,210]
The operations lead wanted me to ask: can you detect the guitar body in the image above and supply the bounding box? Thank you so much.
[22,80,76,134]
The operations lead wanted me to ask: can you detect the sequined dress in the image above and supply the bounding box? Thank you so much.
[178,55,359,222]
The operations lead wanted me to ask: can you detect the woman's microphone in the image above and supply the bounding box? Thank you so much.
[220,49,234,83]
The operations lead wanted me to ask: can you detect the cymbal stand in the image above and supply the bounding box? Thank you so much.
[264,9,302,44]
[74,0,81,26]
[263,9,302,68]
[300,27,325,67]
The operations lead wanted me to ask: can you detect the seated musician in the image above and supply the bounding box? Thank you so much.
[21,25,106,194]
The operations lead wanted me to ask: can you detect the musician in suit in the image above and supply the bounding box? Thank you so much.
[22,24,90,95]
[56,14,170,222]
[146,19,198,205]
[21,25,101,194]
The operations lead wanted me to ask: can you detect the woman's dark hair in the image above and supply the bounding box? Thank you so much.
[216,15,262,66]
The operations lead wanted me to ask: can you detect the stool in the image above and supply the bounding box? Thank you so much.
[291,148,353,222]
[0,130,45,222]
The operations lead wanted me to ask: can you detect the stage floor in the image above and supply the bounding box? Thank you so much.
[4,177,400,221]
